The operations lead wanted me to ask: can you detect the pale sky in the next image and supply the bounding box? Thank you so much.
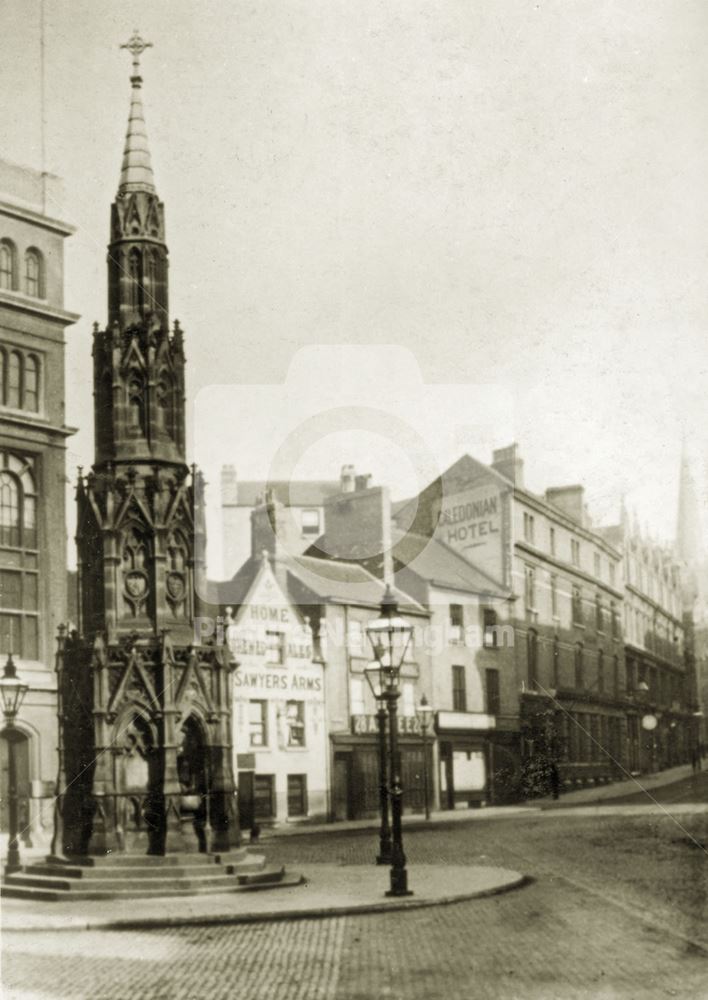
[2,0,707,575]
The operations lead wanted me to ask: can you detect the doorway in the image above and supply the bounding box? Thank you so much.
[0,729,31,843]
[333,752,352,821]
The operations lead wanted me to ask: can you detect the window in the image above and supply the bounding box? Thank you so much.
[0,240,15,290]
[24,248,42,297]
[610,601,619,639]
[23,356,39,412]
[483,606,498,648]
[613,654,620,697]
[347,619,364,655]
[550,574,558,617]
[574,643,584,689]
[129,248,142,309]
[253,774,275,819]
[549,527,556,556]
[350,678,365,715]
[452,665,467,712]
[285,700,305,747]
[486,669,500,715]
[249,700,267,747]
[572,586,583,625]
[571,539,580,566]
[553,637,560,688]
[609,562,616,587]
[301,509,320,536]
[595,594,603,631]
[524,565,536,611]
[597,649,605,693]
[0,454,37,550]
[594,552,601,578]
[527,629,538,689]
[449,603,464,642]
[7,352,21,409]
[287,774,308,817]
[523,512,535,544]
[265,630,284,664]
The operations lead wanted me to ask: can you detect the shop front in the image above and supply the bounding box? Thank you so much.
[227,560,328,828]
[331,712,434,821]
[436,711,495,808]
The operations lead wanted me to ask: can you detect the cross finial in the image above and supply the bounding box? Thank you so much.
[120,29,153,78]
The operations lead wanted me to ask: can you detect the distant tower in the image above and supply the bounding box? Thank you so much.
[676,441,705,610]
[58,33,239,858]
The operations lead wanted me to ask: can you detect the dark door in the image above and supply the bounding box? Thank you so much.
[333,753,352,821]
[238,771,255,830]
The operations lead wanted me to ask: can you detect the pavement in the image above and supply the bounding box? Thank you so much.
[1,862,527,932]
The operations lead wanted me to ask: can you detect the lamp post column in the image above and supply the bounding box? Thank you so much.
[376,703,392,865]
[385,688,411,897]
[5,719,21,872]
[420,717,430,820]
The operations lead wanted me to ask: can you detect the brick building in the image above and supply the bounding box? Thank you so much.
[0,159,78,842]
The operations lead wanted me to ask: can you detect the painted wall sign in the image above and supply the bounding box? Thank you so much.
[434,483,506,584]
[351,714,422,736]
[235,669,323,695]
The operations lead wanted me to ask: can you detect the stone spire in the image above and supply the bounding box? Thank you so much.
[118,30,155,194]
[676,440,704,564]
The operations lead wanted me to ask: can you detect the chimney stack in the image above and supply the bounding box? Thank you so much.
[340,464,356,493]
[492,443,524,487]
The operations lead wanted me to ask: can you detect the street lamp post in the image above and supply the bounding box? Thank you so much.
[417,694,434,820]
[0,651,29,873]
[366,585,413,898]
[364,662,392,865]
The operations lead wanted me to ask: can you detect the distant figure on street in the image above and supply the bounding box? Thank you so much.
[549,762,561,800]
[691,745,701,773]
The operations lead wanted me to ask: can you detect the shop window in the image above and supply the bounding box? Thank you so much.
[449,603,464,643]
[285,700,305,747]
[527,629,538,689]
[486,669,500,715]
[287,774,308,817]
[452,665,466,712]
[301,509,320,536]
[249,700,268,747]
[483,606,498,648]
[265,630,284,665]
[253,774,275,819]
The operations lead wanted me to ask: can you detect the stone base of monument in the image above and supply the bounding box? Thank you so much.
[1,849,304,901]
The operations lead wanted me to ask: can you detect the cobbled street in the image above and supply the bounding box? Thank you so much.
[3,803,708,1000]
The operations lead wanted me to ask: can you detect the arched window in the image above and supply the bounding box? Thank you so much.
[0,240,16,290]
[0,472,20,547]
[7,352,21,409]
[24,355,39,412]
[127,375,145,434]
[146,250,159,308]
[129,248,142,310]
[24,249,42,297]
